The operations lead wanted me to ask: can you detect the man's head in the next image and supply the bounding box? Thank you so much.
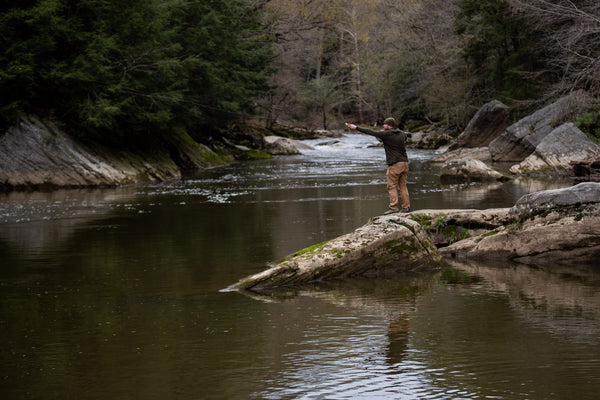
[383,117,398,129]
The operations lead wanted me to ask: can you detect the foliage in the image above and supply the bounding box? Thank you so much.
[454,0,546,104]
[506,0,600,99]
[0,0,273,141]
[575,111,600,142]
[2,0,599,140]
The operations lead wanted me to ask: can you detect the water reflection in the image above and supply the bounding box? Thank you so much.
[248,263,600,400]
[386,313,410,364]
[0,134,598,399]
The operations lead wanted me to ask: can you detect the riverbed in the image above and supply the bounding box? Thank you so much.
[1,133,599,399]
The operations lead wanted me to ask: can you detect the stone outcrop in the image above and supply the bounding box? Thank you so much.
[0,116,226,190]
[228,183,600,292]
[439,182,600,265]
[440,157,509,183]
[509,122,600,175]
[226,215,444,291]
[262,135,314,155]
[449,100,509,150]
[433,92,598,180]
[430,147,492,163]
[510,181,600,214]
[489,91,591,162]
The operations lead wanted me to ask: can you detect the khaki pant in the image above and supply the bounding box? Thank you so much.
[386,161,410,209]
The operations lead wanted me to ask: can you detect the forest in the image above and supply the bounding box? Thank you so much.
[1,0,600,144]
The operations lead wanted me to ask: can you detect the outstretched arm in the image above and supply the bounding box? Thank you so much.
[345,122,357,130]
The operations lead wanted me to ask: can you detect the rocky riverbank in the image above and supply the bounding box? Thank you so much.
[0,116,320,191]
[429,91,600,181]
[3,90,599,191]
[228,182,600,291]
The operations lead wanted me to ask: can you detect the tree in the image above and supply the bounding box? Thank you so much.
[0,0,273,140]
[506,0,600,97]
[170,0,273,132]
[454,0,547,105]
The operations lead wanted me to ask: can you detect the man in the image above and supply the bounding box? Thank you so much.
[345,118,411,215]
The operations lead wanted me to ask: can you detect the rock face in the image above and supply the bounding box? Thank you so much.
[227,215,443,291]
[430,147,492,163]
[509,122,600,175]
[0,116,223,189]
[440,157,508,183]
[489,91,591,162]
[449,100,509,150]
[440,182,600,265]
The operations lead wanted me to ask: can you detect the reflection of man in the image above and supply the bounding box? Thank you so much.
[387,314,410,364]
[345,118,411,215]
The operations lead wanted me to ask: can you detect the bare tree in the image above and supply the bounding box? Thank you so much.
[507,0,600,97]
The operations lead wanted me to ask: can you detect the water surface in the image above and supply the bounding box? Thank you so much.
[1,133,598,399]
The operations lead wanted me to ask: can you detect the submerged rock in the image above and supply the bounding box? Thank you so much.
[227,215,444,291]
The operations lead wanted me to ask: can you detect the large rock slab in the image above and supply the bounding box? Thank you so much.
[0,115,221,189]
[440,182,600,264]
[449,100,509,150]
[509,123,600,175]
[489,91,591,162]
[510,181,600,214]
[440,157,509,183]
[226,215,444,291]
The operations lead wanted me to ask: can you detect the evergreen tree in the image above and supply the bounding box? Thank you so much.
[0,0,273,141]
[169,0,273,132]
[454,0,545,103]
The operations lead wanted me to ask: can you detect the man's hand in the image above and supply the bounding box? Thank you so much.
[345,122,357,130]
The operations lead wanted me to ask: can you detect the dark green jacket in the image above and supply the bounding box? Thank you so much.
[356,127,409,165]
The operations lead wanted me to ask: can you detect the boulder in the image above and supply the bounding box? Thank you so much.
[228,184,600,291]
[510,181,600,214]
[509,123,600,175]
[226,215,444,291]
[263,136,313,155]
[489,91,591,162]
[430,147,492,163]
[440,157,509,183]
[440,182,600,264]
[449,100,509,150]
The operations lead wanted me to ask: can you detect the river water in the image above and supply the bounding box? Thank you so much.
[1,133,599,399]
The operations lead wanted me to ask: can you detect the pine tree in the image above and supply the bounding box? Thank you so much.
[0,0,273,141]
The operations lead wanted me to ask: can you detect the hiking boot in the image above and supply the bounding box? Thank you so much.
[384,208,399,215]
[400,207,411,213]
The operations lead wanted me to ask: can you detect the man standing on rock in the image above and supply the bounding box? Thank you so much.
[345,118,411,215]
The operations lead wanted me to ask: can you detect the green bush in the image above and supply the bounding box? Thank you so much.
[575,111,600,142]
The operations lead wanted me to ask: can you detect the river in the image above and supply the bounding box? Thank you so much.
[1,133,599,399]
